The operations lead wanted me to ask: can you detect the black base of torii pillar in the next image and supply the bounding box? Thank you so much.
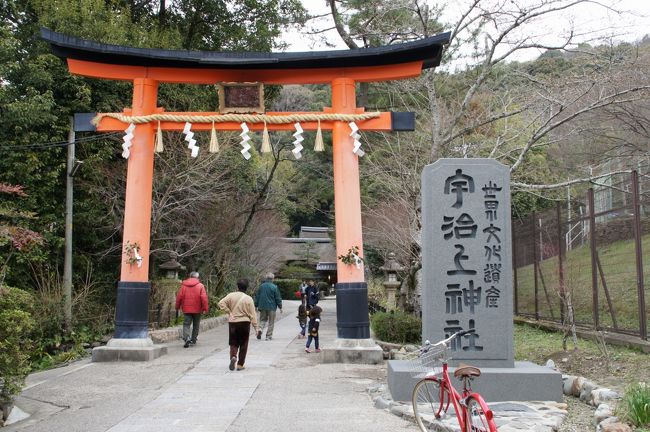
[322,282,383,364]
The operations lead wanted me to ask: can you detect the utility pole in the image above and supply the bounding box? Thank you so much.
[63,117,74,332]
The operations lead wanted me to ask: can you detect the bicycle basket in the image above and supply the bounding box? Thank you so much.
[407,343,447,379]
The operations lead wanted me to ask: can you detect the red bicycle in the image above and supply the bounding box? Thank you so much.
[411,329,497,432]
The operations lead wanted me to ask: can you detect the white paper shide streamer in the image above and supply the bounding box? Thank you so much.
[240,122,252,160]
[292,122,304,159]
[121,123,136,159]
[351,250,363,269]
[183,122,199,158]
[348,121,365,157]
[133,246,143,268]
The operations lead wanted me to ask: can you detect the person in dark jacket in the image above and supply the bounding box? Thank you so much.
[304,305,322,353]
[175,271,209,348]
[254,273,282,340]
[296,304,307,338]
[305,279,319,309]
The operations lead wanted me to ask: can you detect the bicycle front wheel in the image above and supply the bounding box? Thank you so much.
[465,395,497,432]
[412,378,444,432]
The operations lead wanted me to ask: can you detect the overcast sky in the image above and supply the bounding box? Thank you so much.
[282,0,650,60]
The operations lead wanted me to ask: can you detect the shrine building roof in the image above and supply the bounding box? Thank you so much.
[41,28,450,71]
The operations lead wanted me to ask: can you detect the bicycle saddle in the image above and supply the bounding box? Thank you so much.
[454,363,481,378]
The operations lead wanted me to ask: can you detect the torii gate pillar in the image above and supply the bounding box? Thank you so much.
[330,77,370,340]
[93,78,167,361]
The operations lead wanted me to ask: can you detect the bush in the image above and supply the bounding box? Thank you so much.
[370,311,421,344]
[277,264,317,280]
[0,286,36,405]
[274,278,302,300]
[618,382,650,428]
[317,281,330,297]
[205,295,224,318]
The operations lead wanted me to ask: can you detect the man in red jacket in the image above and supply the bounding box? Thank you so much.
[175,271,209,348]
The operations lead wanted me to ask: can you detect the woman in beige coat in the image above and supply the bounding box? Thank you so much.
[218,278,259,371]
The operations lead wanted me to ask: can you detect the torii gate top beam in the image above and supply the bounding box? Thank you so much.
[40,28,450,84]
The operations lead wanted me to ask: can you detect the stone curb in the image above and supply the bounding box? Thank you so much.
[149,315,228,344]
[560,373,630,432]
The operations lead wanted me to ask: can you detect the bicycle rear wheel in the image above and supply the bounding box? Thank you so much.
[464,395,497,432]
[412,378,444,431]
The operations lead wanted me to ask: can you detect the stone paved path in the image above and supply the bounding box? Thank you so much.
[5,299,416,432]
[6,297,571,432]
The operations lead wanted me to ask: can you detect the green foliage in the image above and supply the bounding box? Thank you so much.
[618,383,650,427]
[277,264,316,280]
[370,311,421,344]
[273,278,302,300]
[316,281,330,297]
[205,295,224,318]
[0,286,36,403]
[0,0,311,347]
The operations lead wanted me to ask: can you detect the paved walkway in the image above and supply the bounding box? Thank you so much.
[6,299,417,432]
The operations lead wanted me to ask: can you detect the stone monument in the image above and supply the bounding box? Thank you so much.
[387,159,562,402]
[421,159,513,367]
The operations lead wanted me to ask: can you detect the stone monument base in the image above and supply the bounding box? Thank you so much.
[388,360,562,402]
[321,338,384,364]
[92,337,167,362]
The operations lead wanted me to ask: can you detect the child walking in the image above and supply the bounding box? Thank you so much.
[305,305,322,353]
[297,304,307,338]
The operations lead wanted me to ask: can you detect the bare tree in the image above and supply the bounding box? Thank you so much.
[323,0,650,310]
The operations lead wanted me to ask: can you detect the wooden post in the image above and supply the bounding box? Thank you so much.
[556,202,565,324]
[63,118,74,332]
[331,77,369,339]
[631,170,647,339]
[114,78,158,339]
[331,77,364,283]
[588,188,599,330]
[120,78,158,282]
[532,211,539,320]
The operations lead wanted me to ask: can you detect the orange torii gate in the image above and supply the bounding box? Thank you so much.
[42,29,449,361]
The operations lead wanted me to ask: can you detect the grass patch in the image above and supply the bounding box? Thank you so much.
[617,382,650,428]
[514,323,650,390]
[515,232,650,330]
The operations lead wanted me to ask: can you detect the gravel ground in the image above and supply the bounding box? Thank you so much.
[558,395,596,432]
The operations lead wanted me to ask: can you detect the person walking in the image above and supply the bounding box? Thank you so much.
[305,279,319,310]
[299,280,308,307]
[296,304,307,338]
[218,278,259,371]
[304,305,322,353]
[254,273,282,341]
[175,271,208,348]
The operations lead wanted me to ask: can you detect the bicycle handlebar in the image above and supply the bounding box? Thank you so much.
[421,329,476,352]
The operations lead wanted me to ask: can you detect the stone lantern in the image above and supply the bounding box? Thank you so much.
[159,257,186,280]
[379,252,404,310]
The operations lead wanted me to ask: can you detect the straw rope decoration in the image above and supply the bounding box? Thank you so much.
[209,121,219,153]
[260,120,272,153]
[154,121,164,153]
[100,112,380,159]
[314,119,324,152]
[92,112,381,126]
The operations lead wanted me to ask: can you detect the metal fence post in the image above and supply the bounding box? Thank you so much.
[632,170,647,340]
[512,222,519,315]
[588,188,599,330]
[557,202,565,325]
[532,211,539,320]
